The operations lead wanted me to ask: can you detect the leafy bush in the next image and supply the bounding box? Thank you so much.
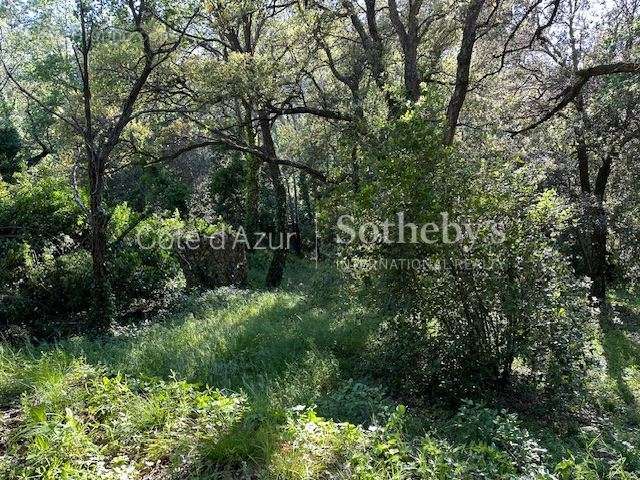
[0,168,85,249]
[316,379,391,425]
[1,248,93,337]
[337,99,596,401]
[109,205,185,313]
[209,153,247,227]
[0,171,88,335]
[450,400,549,474]
[0,173,186,336]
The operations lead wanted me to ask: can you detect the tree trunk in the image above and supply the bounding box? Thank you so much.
[88,154,112,333]
[589,152,613,305]
[387,0,422,103]
[345,0,398,114]
[444,0,485,145]
[574,103,593,277]
[259,112,287,288]
[265,160,287,288]
[589,202,608,303]
[403,36,421,102]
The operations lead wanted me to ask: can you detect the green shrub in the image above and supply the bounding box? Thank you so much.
[337,99,595,402]
[1,248,93,337]
[316,379,391,425]
[0,173,186,336]
[450,400,549,474]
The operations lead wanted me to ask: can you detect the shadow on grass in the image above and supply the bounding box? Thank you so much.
[601,300,640,421]
[6,259,387,424]
[0,260,391,476]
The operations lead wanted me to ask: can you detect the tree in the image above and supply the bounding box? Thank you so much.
[1,0,194,331]
[508,0,640,304]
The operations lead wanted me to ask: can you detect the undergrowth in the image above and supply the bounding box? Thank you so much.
[0,258,638,478]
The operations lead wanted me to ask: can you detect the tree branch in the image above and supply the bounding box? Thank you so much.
[510,62,640,134]
[267,105,353,121]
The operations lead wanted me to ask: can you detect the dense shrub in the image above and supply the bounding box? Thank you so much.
[0,170,86,335]
[1,248,93,337]
[336,98,596,401]
[208,153,247,227]
[109,205,186,313]
[610,202,640,293]
[0,168,85,247]
[0,172,186,336]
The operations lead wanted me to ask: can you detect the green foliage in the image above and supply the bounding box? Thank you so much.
[137,166,192,215]
[109,205,184,309]
[0,173,185,336]
[0,1,638,477]
[2,249,93,336]
[0,171,87,335]
[0,357,246,479]
[316,380,391,426]
[0,168,83,246]
[209,153,247,227]
[336,99,595,401]
[450,400,549,474]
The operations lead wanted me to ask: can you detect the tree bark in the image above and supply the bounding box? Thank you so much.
[572,99,613,305]
[343,0,398,114]
[265,161,287,287]
[259,112,287,288]
[444,0,485,145]
[573,136,611,305]
[350,144,360,193]
[88,153,112,332]
[78,4,112,333]
[572,94,593,276]
[589,153,613,304]
[388,0,423,102]
[403,36,421,102]
[589,202,608,303]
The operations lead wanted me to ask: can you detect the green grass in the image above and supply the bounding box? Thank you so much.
[12,259,382,418]
[1,259,640,478]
